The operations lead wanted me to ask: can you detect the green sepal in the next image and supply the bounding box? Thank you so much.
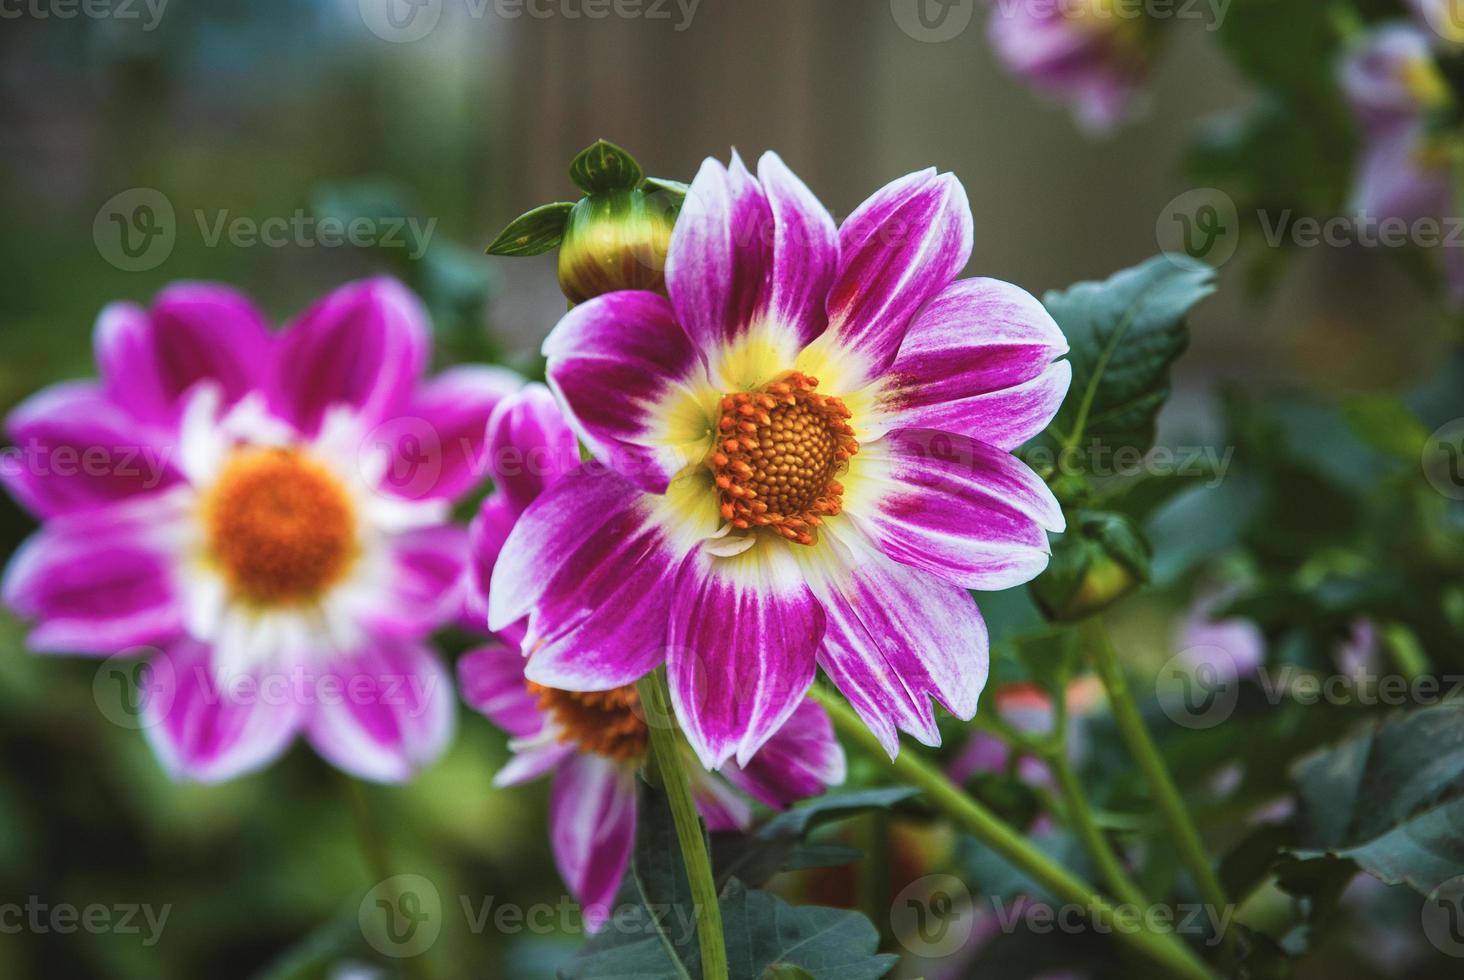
[484,201,575,257]
[569,139,644,195]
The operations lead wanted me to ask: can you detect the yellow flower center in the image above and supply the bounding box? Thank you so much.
[204,449,358,606]
[706,372,858,547]
[529,683,648,761]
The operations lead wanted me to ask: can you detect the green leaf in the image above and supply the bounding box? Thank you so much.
[1341,396,1430,461]
[642,176,691,202]
[485,201,575,257]
[719,880,896,980]
[762,966,816,980]
[1289,704,1464,896]
[570,139,644,195]
[1044,255,1216,459]
[1029,510,1150,622]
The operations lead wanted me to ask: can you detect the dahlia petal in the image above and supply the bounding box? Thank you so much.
[878,278,1069,446]
[3,499,187,654]
[496,738,576,788]
[1354,121,1452,223]
[550,753,638,928]
[484,383,580,514]
[141,639,305,783]
[365,525,470,637]
[274,277,430,436]
[722,699,846,808]
[667,540,823,770]
[847,428,1063,591]
[754,151,839,347]
[95,283,273,424]
[2,382,184,518]
[304,639,456,784]
[491,467,694,691]
[544,291,707,494]
[457,643,543,739]
[465,496,519,634]
[381,365,523,501]
[797,527,990,758]
[689,766,754,832]
[819,169,974,380]
[665,152,774,356]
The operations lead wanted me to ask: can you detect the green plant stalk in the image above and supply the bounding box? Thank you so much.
[810,688,1216,980]
[637,669,729,980]
[1049,752,1151,910]
[345,779,431,980]
[1082,617,1233,948]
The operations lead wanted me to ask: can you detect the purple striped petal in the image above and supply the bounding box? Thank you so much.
[821,169,973,379]
[490,467,685,691]
[367,525,469,638]
[804,528,990,758]
[849,428,1063,591]
[380,366,523,502]
[544,291,705,494]
[496,739,577,788]
[4,500,186,654]
[304,639,456,784]
[690,767,753,831]
[550,753,637,928]
[485,383,580,515]
[722,699,846,808]
[457,643,543,740]
[95,284,273,425]
[667,541,823,770]
[141,639,304,783]
[754,151,839,347]
[1354,121,1452,223]
[879,278,1070,448]
[2,382,184,518]
[465,495,519,633]
[274,278,429,436]
[664,152,774,355]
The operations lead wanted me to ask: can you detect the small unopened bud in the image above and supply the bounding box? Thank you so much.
[1031,510,1149,624]
[557,189,678,304]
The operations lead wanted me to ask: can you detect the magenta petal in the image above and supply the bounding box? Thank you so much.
[664,152,774,357]
[754,151,838,347]
[465,495,519,632]
[96,284,273,424]
[4,502,185,654]
[550,754,637,929]
[881,277,1070,447]
[2,382,184,518]
[304,639,456,784]
[722,699,846,808]
[485,383,581,514]
[491,467,681,691]
[855,428,1063,591]
[667,544,823,770]
[824,169,973,377]
[690,768,753,831]
[1353,121,1452,223]
[381,365,523,501]
[457,643,543,739]
[141,640,304,783]
[369,525,469,638]
[544,291,702,494]
[810,531,990,758]
[274,277,430,435]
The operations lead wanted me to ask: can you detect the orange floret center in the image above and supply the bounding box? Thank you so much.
[204,448,358,606]
[706,372,858,546]
[529,683,648,762]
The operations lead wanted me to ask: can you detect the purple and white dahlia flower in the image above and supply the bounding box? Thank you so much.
[488,151,1070,771]
[2,278,521,783]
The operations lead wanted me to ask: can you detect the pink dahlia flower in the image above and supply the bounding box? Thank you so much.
[987,0,1153,133]
[488,151,1070,771]
[458,383,846,922]
[2,278,522,783]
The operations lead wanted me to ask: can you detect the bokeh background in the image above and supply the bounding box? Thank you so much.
[2,1,1461,977]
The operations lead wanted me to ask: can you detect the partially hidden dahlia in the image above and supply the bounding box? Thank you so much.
[458,383,845,922]
[2,278,521,783]
[488,151,1070,771]
[987,0,1154,133]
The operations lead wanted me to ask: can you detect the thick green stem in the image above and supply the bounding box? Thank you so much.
[637,669,729,980]
[811,688,1216,980]
[345,779,431,980]
[1050,752,1151,910]
[1083,617,1233,948]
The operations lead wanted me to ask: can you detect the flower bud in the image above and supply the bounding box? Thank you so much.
[556,188,678,305]
[1031,510,1149,623]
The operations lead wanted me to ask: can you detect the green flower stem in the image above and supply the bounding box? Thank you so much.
[1049,752,1151,910]
[1082,617,1233,949]
[810,687,1216,980]
[636,669,729,980]
[345,778,431,980]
